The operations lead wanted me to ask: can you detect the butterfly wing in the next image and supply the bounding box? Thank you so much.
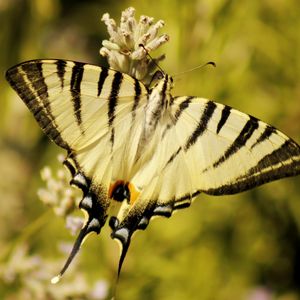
[112,96,300,243]
[130,96,300,204]
[172,97,300,195]
[6,59,149,278]
[6,58,149,182]
[7,60,300,277]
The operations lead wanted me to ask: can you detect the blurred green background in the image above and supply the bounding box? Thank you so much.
[1,0,300,299]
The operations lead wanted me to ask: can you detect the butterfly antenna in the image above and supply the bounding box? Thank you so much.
[51,225,89,284]
[173,61,216,78]
[139,44,165,74]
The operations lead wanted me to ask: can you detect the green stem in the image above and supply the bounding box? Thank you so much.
[0,210,52,261]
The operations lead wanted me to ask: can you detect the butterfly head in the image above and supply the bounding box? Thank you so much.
[150,70,174,93]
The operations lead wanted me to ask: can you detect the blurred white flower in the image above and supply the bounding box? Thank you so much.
[66,216,84,236]
[38,155,81,218]
[246,287,274,300]
[90,280,109,300]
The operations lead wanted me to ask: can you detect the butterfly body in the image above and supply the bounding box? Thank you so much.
[6,59,300,278]
[142,73,173,141]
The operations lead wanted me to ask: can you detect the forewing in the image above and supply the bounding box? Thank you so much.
[162,96,300,197]
[6,59,148,181]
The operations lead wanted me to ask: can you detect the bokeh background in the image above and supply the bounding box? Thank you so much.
[1,0,300,299]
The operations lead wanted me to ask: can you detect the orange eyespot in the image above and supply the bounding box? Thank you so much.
[109,180,128,202]
[109,180,141,205]
[108,180,123,198]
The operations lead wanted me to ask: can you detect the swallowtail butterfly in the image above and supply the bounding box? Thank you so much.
[6,59,300,282]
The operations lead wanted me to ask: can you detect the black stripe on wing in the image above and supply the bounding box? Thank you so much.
[173,190,201,210]
[164,100,216,168]
[174,96,194,120]
[21,61,54,121]
[70,62,85,127]
[131,78,142,121]
[63,158,77,177]
[205,139,300,195]
[251,125,276,149]
[5,61,70,150]
[185,100,217,150]
[212,116,259,168]
[246,139,300,178]
[56,60,67,89]
[97,67,109,97]
[165,146,182,167]
[216,105,231,134]
[108,72,123,147]
[162,96,194,139]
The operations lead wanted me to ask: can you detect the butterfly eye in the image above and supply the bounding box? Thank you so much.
[149,70,165,87]
[152,70,164,81]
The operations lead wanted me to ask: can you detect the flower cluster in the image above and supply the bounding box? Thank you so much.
[37,155,80,218]
[0,245,109,300]
[100,7,169,85]
[37,155,84,235]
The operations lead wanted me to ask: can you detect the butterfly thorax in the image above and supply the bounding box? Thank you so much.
[140,74,173,147]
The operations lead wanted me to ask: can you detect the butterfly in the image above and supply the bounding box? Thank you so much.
[6,59,300,282]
